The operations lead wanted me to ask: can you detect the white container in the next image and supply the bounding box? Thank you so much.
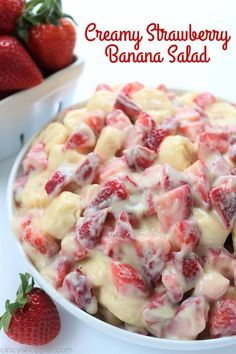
[0,56,84,161]
[7,97,236,352]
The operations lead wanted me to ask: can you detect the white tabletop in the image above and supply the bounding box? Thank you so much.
[1,0,236,352]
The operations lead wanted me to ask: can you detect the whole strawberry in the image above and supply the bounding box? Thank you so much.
[0,36,43,91]
[0,273,61,345]
[17,0,76,72]
[0,0,24,34]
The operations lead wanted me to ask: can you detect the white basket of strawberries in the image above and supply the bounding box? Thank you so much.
[0,0,84,161]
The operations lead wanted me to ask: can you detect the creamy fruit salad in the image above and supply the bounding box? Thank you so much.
[12,83,236,340]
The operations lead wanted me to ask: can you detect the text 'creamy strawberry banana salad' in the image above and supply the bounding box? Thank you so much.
[12,83,236,340]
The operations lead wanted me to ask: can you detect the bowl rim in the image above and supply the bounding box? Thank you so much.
[6,91,236,350]
[0,55,84,107]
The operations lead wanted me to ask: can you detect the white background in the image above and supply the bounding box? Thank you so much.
[1,0,236,353]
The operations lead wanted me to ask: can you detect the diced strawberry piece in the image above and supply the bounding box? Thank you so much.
[140,164,161,189]
[143,127,168,152]
[99,225,133,261]
[164,296,207,339]
[123,146,156,171]
[157,185,192,233]
[113,211,135,240]
[173,251,202,281]
[162,266,184,302]
[161,117,179,135]
[99,157,128,183]
[193,92,216,109]
[23,141,48,173]
[172,220,200,251]
[45,166,73,197]
[199,131,229,154]
[125,126,145,149]
[114,93,141,122]
[143,289,176,336]
[160,164,187,191]
[157,84,168,92]
[23,224,59,256]
[62,269,98,314]
[75,209,108,249]
[64,122,96,150]
[175,106,200,121]
[60,234,88,262]
[127,213,140,228]
[145,191,157,216]
[210,186,236,230]
[135,111,156,130]
[178,119,206,142]
[75,152,100,186]
[136,238,170,288]
[87,177,128,211]
[106,109,132,131]
[55,257,72,288]
[20,215,32,229]
[120,82,144,97]
[96,83,111,91]
[208,298,236,338]
[111,261,149,297]
[185,160,210,209]
[84,110,105,135]
[206,248,236,282]
[229,143,236,164]
[198,141,231,180]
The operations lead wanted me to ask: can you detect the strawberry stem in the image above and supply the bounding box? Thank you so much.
[16,0,76,43]
[0,273,35,332]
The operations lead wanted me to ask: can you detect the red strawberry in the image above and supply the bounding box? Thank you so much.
[157,184,192,233]
[111,261,149,297]
[96,83,111,91]
[143,127,168,152]
[160,164,187,191]
[123,145,156,171]
[0,273,60,345]
[114,93,141,122]
[135,111,156,130]
[208,298,236,338]
[28,18,76,72]
[45,166,74,197]
[75,209,108,249]
[210,186,236,230]
[0,0,24,34]
[84,111,105,135]
[136,238,170,288]
[0,36,43,91]
[106,109,132,131]
[199,131,229,154]
[64,122,96,151]
[87,177,129,211]
[112,211,135,240]
[120,82,144,97]
[181,253,202,280]
[193,92,216,109]
[16,1,76,72]
[75,152,100,186]
[62,269,97,314]
[22,141,48,173]
[172,220,200,251]
[185,159,210,209]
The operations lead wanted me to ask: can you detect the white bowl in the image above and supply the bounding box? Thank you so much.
[0,56,84,161]
[7,97,236,351]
